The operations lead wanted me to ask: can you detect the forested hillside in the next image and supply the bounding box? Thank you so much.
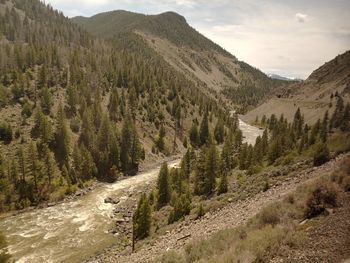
[0,0,231,211]
[73,11,288,113]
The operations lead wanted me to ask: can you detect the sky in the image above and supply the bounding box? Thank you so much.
[43,0,350,79]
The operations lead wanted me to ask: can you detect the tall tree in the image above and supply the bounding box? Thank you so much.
[55,103,70,167]
[157,162,170,208]
[199,109,209,146]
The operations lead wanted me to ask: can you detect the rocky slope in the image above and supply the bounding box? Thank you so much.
[72,11,287,111]
[85,153,350,263]
[244,51,350,124]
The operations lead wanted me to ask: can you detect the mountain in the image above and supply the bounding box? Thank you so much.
[268,73,301,81]
[72,11,288,112]
[244,50,350,124]
[0,0,231,211]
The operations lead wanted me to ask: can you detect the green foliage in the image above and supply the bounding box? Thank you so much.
[313,143,330,167]
[305,183,338,219]
[54,103,70,167]
[133,193,152,240]
[120,115,141,174]
[157,162,171,209]
[40,86,52,115]
[189,122,199,147]
[199,110,209,146]
[217,173,228,195]
[214,119,225,144]
[0,122,12,144]
[168,193,191,224]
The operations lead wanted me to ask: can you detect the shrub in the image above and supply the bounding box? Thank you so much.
[21,102,32,118]
[0,122,12,144]
[256,203,281,227]
[70,117,81,133]
[305,183,338,219]
[313,143,330,166]
[197,203,205,219]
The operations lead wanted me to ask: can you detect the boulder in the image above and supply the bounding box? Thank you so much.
[104,196,120,205]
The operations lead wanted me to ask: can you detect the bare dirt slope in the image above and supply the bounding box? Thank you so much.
[244,51,350,124]
[87,154,349,263]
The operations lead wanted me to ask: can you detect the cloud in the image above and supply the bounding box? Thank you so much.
[295,12,308,23]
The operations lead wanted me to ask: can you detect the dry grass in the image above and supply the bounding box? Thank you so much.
[156,157,350,263]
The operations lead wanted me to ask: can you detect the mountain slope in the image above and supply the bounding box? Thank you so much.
[244,50,350,124]
[0,0,230,211]
[72,11,287,112]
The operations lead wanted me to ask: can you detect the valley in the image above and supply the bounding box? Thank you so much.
[0,1,349,263]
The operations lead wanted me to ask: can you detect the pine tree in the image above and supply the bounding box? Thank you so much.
[340,103,350,131]
[157,162,170,208]
[156,125,166,152]
[108,87,119,121]
[239,143,248,170]
[133,194,151,240]
[217,173,228,195]
[204,143,218,196]
[17,147,26,183]
[221,132,236,172]
[189,122,199,147]
[214,118,225,144]
[42,144,57,187]
[28,141,39,194]
[55,103,70,167]
[199,110,209,146]
[41,86,52,115]
[320,111,329,142]
[66,85,78,115]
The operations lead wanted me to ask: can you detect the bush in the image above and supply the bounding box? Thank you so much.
[70,117,81,133]
[305,183,338,219]
[0,122,12,144]
[21,102,33,118]
[256,203,281,227]
[313,143,330,166]
[197,203,205,219]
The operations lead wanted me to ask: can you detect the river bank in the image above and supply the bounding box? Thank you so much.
[0,119,261,263]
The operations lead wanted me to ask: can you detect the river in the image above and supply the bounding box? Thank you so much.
[0,119,262,263]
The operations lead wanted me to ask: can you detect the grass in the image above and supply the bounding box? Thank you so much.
[156,156,350,263]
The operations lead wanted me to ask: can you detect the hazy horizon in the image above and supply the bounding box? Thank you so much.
[43,0,350,79]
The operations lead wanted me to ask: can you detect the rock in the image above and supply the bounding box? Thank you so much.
[105,196,120,205]
[300,219,308,225]
[116,218,126,223]
[228,198,233,202]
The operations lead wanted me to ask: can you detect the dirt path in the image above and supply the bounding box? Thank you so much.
[89,154,349,263]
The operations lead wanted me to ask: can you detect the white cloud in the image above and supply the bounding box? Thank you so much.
[295,12,308,23]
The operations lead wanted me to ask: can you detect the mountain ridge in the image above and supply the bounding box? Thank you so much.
[72,10,287,112]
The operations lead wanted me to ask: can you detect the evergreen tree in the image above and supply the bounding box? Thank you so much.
[199,110,209,146]
[217,173,228,195]
[40,86,52,115]
[340,103,350,131]
[133,193,151,240]
[157,162,170,208]
[189,122,199,147]
[221,132,236,172]
[203,143,218,196]
[156,125,166,152]
[214,118,225,144]
[28,141,39,194]
[55,103,70,167]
